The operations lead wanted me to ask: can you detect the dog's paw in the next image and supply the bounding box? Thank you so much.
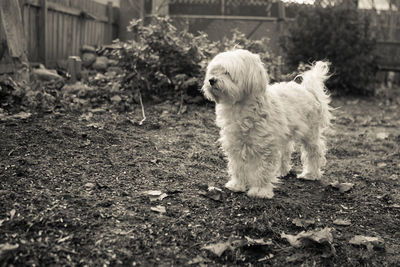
[247,187,274,199]
[225,180,246,192]
[297,171,321,181]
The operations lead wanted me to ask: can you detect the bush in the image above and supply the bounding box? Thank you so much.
[118,17,283,102]
[221,29,282,82]
[281,6,379,95]
[118,16,219,101]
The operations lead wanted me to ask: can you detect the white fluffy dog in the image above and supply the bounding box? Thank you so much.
[201,49,332,198]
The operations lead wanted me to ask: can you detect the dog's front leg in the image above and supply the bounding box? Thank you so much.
[225,158,247,192]
[246,154,280,199]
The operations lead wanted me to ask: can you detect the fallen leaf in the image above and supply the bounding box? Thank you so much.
[150,193,168,202]
[333,219,351,226]
[376,132,389,140]
[202,241,232,257]
[144,190,162,196]
[188,255,208,265]
[292,218,315,228]
[57,234,73,243]
[349,235,384,250]
[281,232,302,247]
[200,186,225,201]
[144,190,168,201]
[286,252,306,263]
[84,182,96,189]
[244,236,273,246]
[377,162,387,168]
[389,174,398,180]
[86,122,104,129]
[258,253,274,262]
[12,112,32,120]
[9,209,16,220]
[0,112,32,121]
[0,243,19,255]
[281,228,335,255]
[151,205,166,214]
[330,181,354,193]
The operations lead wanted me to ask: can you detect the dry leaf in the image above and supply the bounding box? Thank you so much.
[9,209,16,220]
[377,162,387,168]
[188,255,208,265]
[151,193,168,202]
[376,132,389,140]
[292,218,315,228]
[333,219,351,226]
[244,236,273,246]
[281,227,335,255]
[151,205,166,214]
[286,252,306,263]
[258,253,274,262]
[200,186,225,201]
[202,241,232,257]
[144,190,168,201]
[0,243,19,255]
[57,234,73,243]
[144,190,162,196]
[11,112,32,120]
[349,235,384,250]
[84,182,96,189]
[330,181,354,193]
[86,122,104,129]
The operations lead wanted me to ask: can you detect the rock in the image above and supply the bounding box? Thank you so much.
[92,56,108,71]
[31,67,63,81]
[81,45,96,53]
[82,52,96,67]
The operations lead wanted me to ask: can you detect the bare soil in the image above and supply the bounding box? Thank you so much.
[1,95,400,266]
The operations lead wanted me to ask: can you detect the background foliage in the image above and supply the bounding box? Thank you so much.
[117,17,282,101]
[280,6,379,95]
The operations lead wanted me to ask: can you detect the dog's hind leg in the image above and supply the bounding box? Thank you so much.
[278,141,294,177]
[298,130,327,180]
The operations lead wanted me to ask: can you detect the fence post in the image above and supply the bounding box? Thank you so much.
[140,0,145,20]
[277,1,285,20]
[38,0,47,66]
[221,0,225,16]
[107,1,113,43]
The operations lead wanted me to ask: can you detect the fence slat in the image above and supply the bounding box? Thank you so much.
[21,0,118,67]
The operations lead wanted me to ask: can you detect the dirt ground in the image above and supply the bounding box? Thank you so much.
[1,93,400,266]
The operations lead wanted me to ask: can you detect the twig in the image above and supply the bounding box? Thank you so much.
[178,90,184,114]
[138,90,146,125]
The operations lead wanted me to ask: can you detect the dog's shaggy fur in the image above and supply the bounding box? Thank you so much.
[201,49,332,198]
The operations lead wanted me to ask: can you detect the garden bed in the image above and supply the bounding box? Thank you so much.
[0,94,400,266]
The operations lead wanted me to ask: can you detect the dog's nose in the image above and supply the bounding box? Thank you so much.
[209,78,216,86]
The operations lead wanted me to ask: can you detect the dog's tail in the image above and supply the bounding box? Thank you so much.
[300,61,332,129]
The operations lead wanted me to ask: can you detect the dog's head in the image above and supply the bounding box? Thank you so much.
[201,49,268,104]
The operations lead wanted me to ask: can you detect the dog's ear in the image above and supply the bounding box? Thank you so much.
[246,62,268,96]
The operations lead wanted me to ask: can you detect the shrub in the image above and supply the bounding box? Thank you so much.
[118,16,219,101]
[118,17,283,102]
[281,6,379,95]
[220,29,282,82]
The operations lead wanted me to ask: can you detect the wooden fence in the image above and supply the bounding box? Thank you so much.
[19,0,119,68]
